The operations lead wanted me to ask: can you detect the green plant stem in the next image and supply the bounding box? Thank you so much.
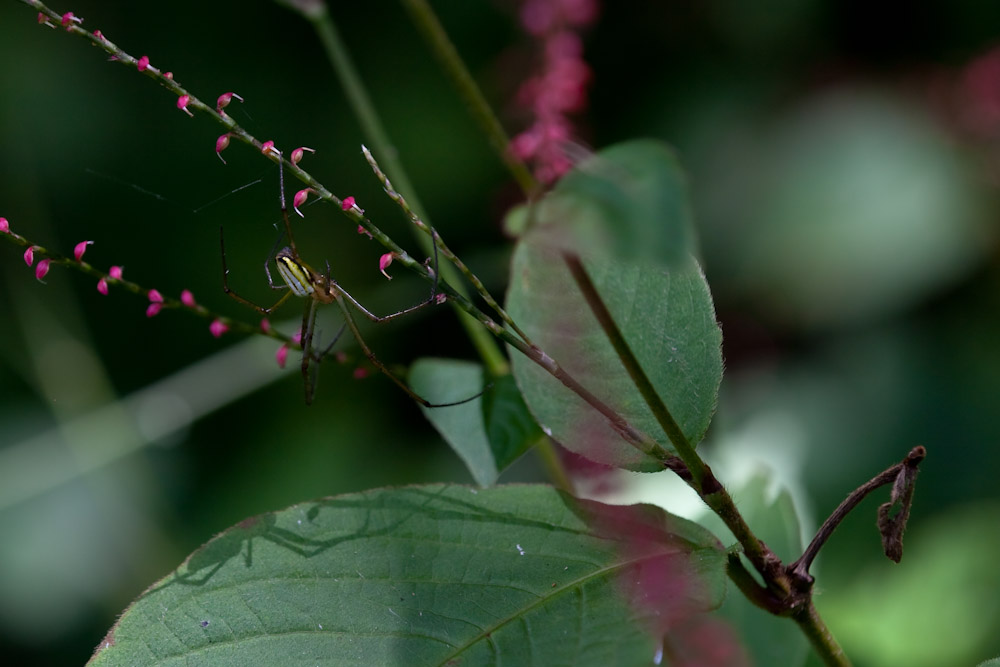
[792,601,851,667]
[399,0,538,196]
[532,436,575,494]
[562,253,854,664]
[303,8,509,377]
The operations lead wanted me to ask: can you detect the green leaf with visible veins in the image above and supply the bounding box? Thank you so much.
[506,239,723,471]
[88,484,731,666]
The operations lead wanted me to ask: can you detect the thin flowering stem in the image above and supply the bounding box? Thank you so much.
[0,224,297,348]
[362,145,535,347]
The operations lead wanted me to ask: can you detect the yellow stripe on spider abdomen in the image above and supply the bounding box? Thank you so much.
[275,249,317,298]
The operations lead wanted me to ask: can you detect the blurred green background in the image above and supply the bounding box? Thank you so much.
[1,1,999,665]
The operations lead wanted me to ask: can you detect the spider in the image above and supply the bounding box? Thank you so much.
[220,155,473,407]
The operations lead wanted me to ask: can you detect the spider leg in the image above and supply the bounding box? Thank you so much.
[277,158,297,254]
[220,226,294,314]
[331,290,483,408]
[300,297,319,405]
[332,276,441,324]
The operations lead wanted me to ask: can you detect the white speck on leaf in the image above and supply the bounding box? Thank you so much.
[516,544,525,556]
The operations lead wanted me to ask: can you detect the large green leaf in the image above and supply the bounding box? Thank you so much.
[523,139,698,266]
[88,484,732,666]
[505,241,723,470]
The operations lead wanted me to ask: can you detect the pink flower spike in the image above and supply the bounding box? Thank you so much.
[137,55,149,72]
[209,319,229,338]
[275,344,289,369]
[216,91,243,112]
[292,188,315,218]
[109,265,123,280]
[23,246,35,267]
[357,224,372,239]
[260,318,272,334]
[0,217,9,233]
[341,196,356,211]
[74,240,93,261]
[35,259,51,281]
[97,277,108,295]
[146,302,162,318]
[148,289,164,303]
[180,289,196,307]
[176,94,193,117]
[290,146,315,165]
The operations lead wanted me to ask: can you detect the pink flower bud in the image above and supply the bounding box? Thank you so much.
[146,303,162,318]
[109,265,123,280]
[209,319,229,338]
[148,289,164,303]
[61,12,81,29]
[341,196,355,211]
[379,252,395,280]
[93,30,104,41]
[215,133,231,164]
[137,55,149,72]
[335,351,347,364]
[261,140,279,157]
[180,289,196,307]
[291,329,302,346]
[292,188,315,218]
[353,367,369,380]
[216,91,243,112]
[163,72,174,80]
[35,259,51,281]
[74,240,93,261]
[0,217,9,233]
[260,318,272,334]
[97,277,108,295]
[357,225,372,239]
[275,344,289,369]
[290,146,315,165]
[176,94,193,117]
[23,246,35,267]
